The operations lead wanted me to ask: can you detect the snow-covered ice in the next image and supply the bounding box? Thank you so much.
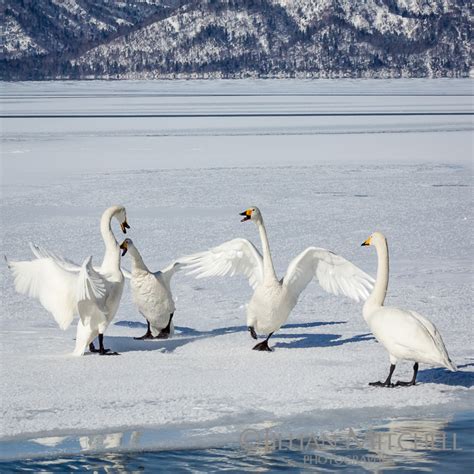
[0,80,472,455]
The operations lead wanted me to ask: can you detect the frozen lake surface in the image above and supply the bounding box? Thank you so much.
[0,80,472,469]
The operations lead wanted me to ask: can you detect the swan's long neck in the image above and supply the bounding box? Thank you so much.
[129,246,149,274]
[100,208,121,272]
[256,219,278,283]
[364,239,389,313]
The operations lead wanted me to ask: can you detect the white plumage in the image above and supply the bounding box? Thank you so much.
[120,238,181,339]
[361,231,456,387]
[185,238,263,289]
[6,206,130,356]
[182,206,374,351]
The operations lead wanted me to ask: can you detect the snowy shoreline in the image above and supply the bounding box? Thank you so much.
[1,399,472,460]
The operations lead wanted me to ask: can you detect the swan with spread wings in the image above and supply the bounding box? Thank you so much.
[181,206,374,351]
[6,205,130,356]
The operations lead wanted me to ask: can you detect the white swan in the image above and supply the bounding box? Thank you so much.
[361,231,456,387]
[7,205,130,356]
[119,238,182,339]
[182,206,374,351]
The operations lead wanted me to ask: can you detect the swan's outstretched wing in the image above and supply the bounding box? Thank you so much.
[31,242,130,278]
[76,256,108,326]
[7,250,109,330]
[283,247,374,302]
[180,238,264,289]
[7,255,79,330]
[29,242,81,272]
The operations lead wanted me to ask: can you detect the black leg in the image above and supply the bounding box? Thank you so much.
[369,364,396,387]
[98,333,119,356]
[252,332,274,352]
[156,313,174,339]
[134,320,154,340]
[248,326,257,340]
[89,342,98,353]
[395,362,419,387]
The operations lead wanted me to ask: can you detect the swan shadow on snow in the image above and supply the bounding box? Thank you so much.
[274,332,374,349]
[417,363,474,388]
[281,321,346,330]
[103,335,202,354]
[110,322,247,353]
[112,320,349,353]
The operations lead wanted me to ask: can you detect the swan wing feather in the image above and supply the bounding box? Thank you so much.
[29,242,82,272]
[406,310,457,371]
[284,247,374,302]
[30,243,130,278]
[76,256,108,326]
[180,238,264,289]
[7,255,79,330]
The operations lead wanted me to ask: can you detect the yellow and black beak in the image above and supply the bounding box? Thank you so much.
[120,220,130,234]
[239,209,252,222]
[361,237,371,247]
[119,240,128,256]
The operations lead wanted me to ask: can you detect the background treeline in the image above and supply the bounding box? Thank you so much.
[2,0,470,80]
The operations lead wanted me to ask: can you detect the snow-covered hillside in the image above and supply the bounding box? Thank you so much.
[2,0,470,80]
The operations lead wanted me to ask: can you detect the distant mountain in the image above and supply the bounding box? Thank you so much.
[2,0,470,80]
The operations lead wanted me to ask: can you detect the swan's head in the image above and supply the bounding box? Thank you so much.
[239,206,262,224]
[114,206,130,234]
[119,238,134,256]
[361,231,386,247]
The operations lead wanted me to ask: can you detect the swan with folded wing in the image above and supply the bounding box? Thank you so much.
[119,238,182,340]
[6,205,130,356]
[361,231,456,387]
[181,206,374,351]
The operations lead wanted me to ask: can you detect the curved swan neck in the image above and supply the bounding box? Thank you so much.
[365,238,389,311]
[100,207,121,272]
[128,246,149,273]
[256,218,278,283]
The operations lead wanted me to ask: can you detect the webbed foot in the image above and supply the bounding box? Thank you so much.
[369,381,394,388]
[394,363,418,387]
[134,332,154,340]
[369,364,396,388]
[395,380,416,387]
[252,340,273,352]
[99,348,120,356]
